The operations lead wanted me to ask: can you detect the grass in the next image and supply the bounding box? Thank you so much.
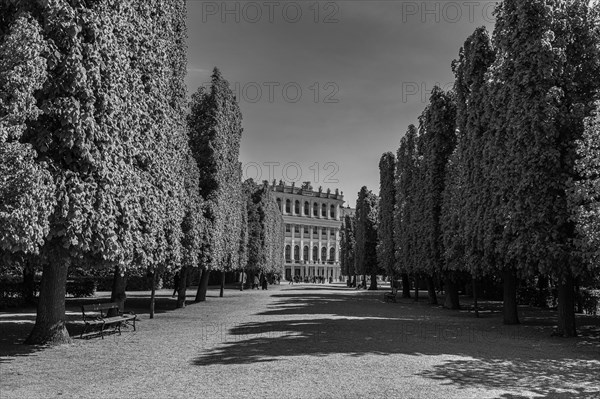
[1,283,599,398]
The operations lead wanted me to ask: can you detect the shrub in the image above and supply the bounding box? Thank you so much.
[66,280,96,298]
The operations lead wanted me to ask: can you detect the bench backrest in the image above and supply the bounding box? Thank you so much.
[82,302,120,314]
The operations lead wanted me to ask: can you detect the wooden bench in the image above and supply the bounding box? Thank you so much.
[384,287,398,303]
[81,302,137,339]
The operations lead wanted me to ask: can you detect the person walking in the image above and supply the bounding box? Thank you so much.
[172,271,180,298]
[253,275,260,290]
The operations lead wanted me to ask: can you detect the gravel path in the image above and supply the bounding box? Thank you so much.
[1,284,599,399]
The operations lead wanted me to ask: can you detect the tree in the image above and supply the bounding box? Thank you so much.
[416,87,457,305]
[485,0,600,333]
[340,214,356,286]
[572,100,600,294]
[395,125,419,298]
[0,0,190,344]
[177,151,205,308]
[377,153,396,281]
[355,186,379,290]
[243,180,284,279]
[442,27,496,310]
[188,67,244,302]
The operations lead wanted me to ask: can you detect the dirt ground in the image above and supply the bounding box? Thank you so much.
[1,283,599,399]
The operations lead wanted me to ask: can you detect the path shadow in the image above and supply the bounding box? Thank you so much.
[191,289,600,398]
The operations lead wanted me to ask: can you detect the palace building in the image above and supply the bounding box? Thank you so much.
[268,181,354,282]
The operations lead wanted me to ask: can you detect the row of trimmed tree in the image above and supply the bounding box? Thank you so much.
[0,1,283,346]
[343,0,600,337]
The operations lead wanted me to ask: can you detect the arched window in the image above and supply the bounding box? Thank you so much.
[313,246,318,261]
[329,247,335,261]
[285,199,291,213]
[304,201,309,215]
[294,245,300,261]
[330,204,335,218]
[276,198,282,211]
[303,246,309,261]
[313,202,318,216]
[321,203,327,217]
[294,200,300,214]
[285,245,291,262]
[321,247,327,261]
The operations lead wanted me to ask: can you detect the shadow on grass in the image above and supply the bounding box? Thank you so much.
[0,290,198,360]
[191,289,600,397]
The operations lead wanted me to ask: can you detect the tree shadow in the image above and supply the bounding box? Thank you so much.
[419,357,600,398]
[191,289,600,397]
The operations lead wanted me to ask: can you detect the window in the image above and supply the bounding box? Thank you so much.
[294,225,299,233]
[304,246,309,260]
[294,245,300,261]
[276,198,282,211]
[321,203,327,217]
[330,229,335,237]
[304,201,309,215]
[304,226,309,234]
[313,202,318,216]
[313,246,318,261]
[329,247,335,260]
[330,204,335,218]
[285,199,291,213]
[286,224,290,233]
[313,227,318,235]
[285,245,291,262]
[321,228,326,236]
[321,247,327,261]
[295,200,300,215]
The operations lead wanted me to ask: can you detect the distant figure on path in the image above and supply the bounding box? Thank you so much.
[172,272,180,298]
[253,275,260,289]
[261,274,268,290]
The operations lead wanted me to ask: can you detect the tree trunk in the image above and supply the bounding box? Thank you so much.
[150,271,157,319]
[414,276,419,302]
[240,270,245,291]
[502,268,519,325]
[557,272,577,337]
[195,267,203,300]
[22,263,36,306]
[195,267,210,302]
[443,272,460,309]
[219,270,225,297]
[401,273,411,298]
[109,265,127,316]
[473,277,479,318]
[176,266,188,309]
[368,273,377,290]
[25,260,71,345]
[427,275,438,305]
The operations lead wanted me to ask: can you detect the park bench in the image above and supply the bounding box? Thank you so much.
[81,302,137,339]
[384,287,398,303]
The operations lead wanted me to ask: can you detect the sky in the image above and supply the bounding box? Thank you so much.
[185,0,496,207]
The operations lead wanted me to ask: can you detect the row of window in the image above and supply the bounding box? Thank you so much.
[277,198,337,218]
[285,245,336,262]
[285,225,336,237]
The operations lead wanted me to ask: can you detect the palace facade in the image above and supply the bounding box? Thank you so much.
[269,181,353,282]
